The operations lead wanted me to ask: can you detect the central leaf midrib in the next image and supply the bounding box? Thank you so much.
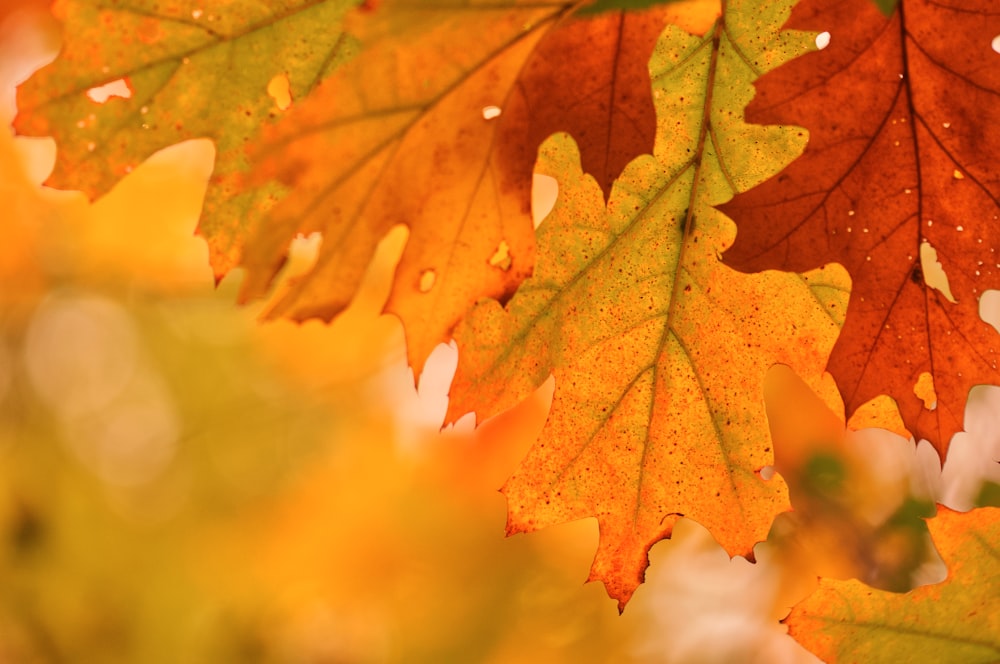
[635,16,727,527]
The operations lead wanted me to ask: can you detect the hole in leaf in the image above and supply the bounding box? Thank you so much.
[759,465,775,480]
[489,240,512,271]
[267,73,292,111]
[919,240,957,303]
[815,31,831,50]
[418,269,436,293]
[86,78,132,103]
[980,290,1000,334]
[531,173,558,230]
[481,105,502,120]
[286,231,322,277]
[992,34,1000,54]
[913,372,937,411]
[192,8,203,18]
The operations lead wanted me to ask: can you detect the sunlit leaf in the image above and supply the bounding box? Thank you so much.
[447,0,848,608]
[786,507,1000,663]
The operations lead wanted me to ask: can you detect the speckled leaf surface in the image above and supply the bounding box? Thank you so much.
[446,0,850,608]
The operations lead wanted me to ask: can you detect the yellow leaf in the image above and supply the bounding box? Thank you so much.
[447,0,849,608]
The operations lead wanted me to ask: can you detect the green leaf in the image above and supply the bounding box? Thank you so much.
[14,0,358,279]
[787,507,1000,663]
[580,0,689,15]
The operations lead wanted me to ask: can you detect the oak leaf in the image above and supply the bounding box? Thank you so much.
[786,506,1000,663]
[720,0,1000,453]
[446,0,850,608]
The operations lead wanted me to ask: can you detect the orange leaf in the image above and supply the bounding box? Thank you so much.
[239,2,565,375]
[242,1,718,373]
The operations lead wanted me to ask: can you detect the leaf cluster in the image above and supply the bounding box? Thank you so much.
[12,0,1000,660]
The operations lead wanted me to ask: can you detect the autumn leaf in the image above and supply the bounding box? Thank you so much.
[13,0,358,279]
[240,1,720,374]
[719,0,1000,453]
[446,0,850,608]
[786,506,1000,663]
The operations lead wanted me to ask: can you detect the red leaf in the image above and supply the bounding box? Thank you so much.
[497,9,666,202]
[720,0,1000,453]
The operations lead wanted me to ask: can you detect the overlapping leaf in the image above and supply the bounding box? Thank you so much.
[242,1,719,374]
[446,0,850,608]
[14,0,358,278]
[720,0,1000,452]
[787,506,1000,663]
[503,7,674,202]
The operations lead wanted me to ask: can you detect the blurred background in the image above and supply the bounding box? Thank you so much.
[1,3,998,662]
